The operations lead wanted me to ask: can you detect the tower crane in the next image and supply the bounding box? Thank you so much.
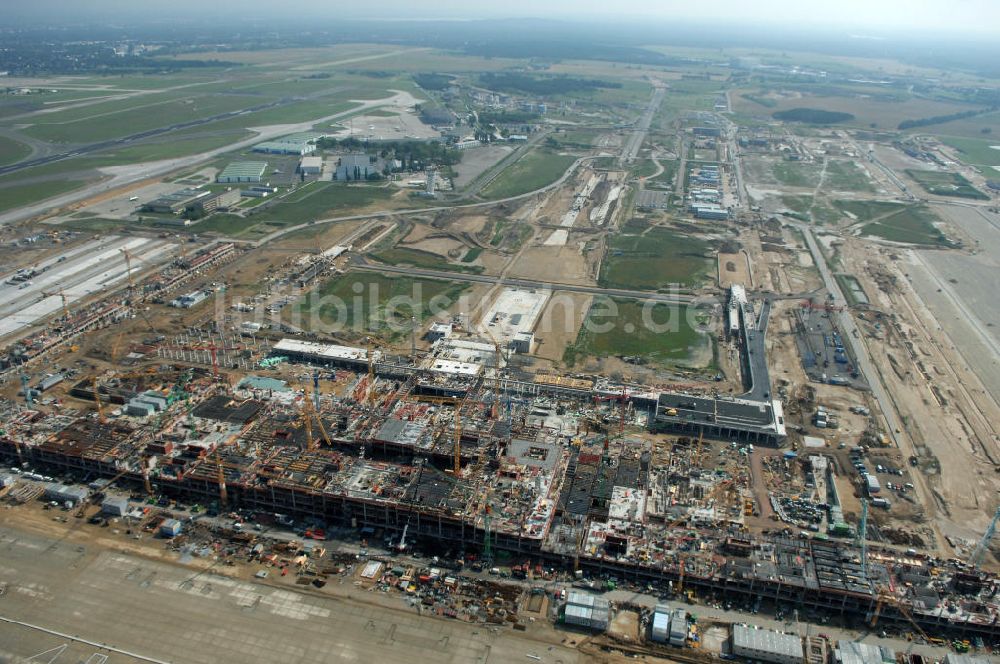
[142,455,153,497]
[858,499,869,579]
[120,248,151,292]
[969,505,1000,569]
[481,326,506,420]
[593,385,630,438]
[91,376,106,424]
[20,373,32,408]
[41,288,71,321]
[365,337,377,408]
[299,382,332,452]
[415,393,469,475]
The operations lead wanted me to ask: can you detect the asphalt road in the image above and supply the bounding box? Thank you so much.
[621,85,665,164]
[795,223,905,445]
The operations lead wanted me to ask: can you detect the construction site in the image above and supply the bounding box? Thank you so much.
[1,263,999,648]
[3,45,1000,664]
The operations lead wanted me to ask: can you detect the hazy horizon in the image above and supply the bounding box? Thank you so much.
[4,0,1000,37]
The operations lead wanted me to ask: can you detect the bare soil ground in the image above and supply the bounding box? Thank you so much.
[533,292,593,366]
[509,245,595,285]
[717,250,752,288]
[839,235,1000,550]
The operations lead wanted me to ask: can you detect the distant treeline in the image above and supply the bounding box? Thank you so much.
[462,41,694,67]
[478,72,620,96]
[476,109,540,125]
[772,108,855,124]
[317,137,462,167]
[413,73,454,90]
[898,107,997,130]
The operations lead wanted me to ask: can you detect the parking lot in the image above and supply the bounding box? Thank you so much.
[793,306,868,390]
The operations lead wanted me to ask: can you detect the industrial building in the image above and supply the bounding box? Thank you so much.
[691,204,729,220]
[298,156,324,175]
[101,495,130,517]
[253,133,320,156]
[650,604,672,643]
[426,322,453,342]
[336,155,382,181]
[564,591,610,631]
[669,608,687,646]
[142,187,239,216]
[478,288,548,353]
[217,162,268,184]
[835,641,897,664]
[169,291,209,309]
[142,188,211,215]
[731,624,803,664]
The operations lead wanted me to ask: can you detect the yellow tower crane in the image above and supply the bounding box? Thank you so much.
[41,288,71,321]
[300,383,332,452]
[91,376,106,424]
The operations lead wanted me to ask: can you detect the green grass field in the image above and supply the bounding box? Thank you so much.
[370,247,484,274]
[629,160,660,179]
[58,217,134,233]
[564,298,709,367]
[253,183,395,224]
[0,180,88,213]
[480,149,576,200]
[552,129,603,148]
[939,136,1000,170]
[600,228,711,290]
[771,160,823,188]
[861,205,954,246]
[297,272,469,338]
[824,159,875,192]
[647,159,679,188]
[23,93,265,143]
[905,169,988,200]
[0,136,32,167]
[834,199,907,221]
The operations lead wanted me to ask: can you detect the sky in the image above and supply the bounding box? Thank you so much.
[6,0,1000,36]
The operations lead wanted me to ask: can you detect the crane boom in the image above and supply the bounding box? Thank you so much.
[970,505,1000,568]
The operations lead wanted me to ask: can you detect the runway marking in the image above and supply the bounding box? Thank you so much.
[0,614,172,664]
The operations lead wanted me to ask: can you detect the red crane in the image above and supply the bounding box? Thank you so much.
[593,385,630,436]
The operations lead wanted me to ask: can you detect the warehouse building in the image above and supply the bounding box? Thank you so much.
[191,188,240,215]
[143,188,210,214]
[169,290,209,309]
[943,655,992,664]
[143,187,239,216]
[563,591,610,631]
[835,641,896,664]
[669,608,687,646]
[253,140,315,156]
[217,161,268,184]
[101,495,130,517]
[336,154,382,181]
[43,483,89,507]
[298,156,324,175]
[691,204,729,220]
[731,624,803,664]
[650,604,672,643]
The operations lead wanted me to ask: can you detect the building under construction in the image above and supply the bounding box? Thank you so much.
[1,343,999,641]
